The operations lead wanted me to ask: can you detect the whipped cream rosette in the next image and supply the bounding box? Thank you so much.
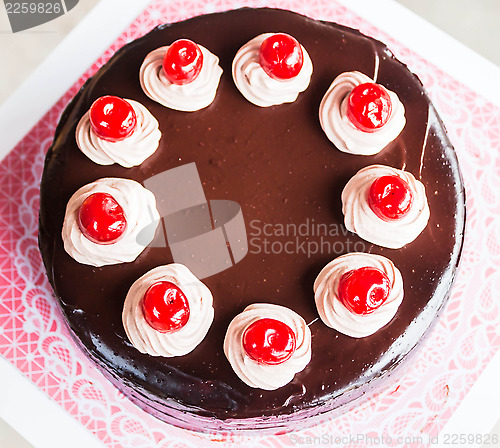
[140,41,223,112]
[314,253,404,338]
[62,177,159,266]
[123,264,214,357]
[224,303,311,390]
[233,33,312,107]
[76,98,161,168]
[342,164,430,249]
[319,71,405,155]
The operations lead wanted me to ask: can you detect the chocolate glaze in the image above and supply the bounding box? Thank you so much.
[38,8,465,432]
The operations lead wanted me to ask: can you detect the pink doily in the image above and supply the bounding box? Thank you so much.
[0,1,498,447]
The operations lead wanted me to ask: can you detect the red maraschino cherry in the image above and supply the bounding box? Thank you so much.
[368,175,414,221]
[242,318,296,365]
[78,192,127,244]
[259,33,304,80]
[89,96,137,142]
[346,82,392,132]
[338,267,391,315]
[142,281,190,333]
[162,39,204,85]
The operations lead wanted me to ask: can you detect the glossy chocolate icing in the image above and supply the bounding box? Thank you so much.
[39,8,465,432]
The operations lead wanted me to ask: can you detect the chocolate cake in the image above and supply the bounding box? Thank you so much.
[38,8,466,433]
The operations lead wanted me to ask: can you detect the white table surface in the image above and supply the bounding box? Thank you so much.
[0,0,499,447]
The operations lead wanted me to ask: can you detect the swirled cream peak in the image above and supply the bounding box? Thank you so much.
[232,33,313,107]
[314,253,404,338]
[342,164,430,248]
[76,99,161,168]
[223,303,311,390]
[62,178,159,267]
[140,45,222,112]
[123,264,214,357]
[319,71,405,155]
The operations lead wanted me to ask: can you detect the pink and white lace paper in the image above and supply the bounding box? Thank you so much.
[0,1,499,447]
